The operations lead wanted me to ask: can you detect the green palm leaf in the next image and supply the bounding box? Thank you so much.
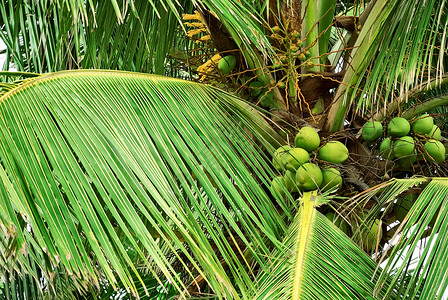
[0,0,272,74]
[351,178,448,299]
[0,70,288,298]
[374,178,448,299]
[251,192,386,300]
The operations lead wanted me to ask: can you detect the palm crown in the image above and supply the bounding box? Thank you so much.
[0,0,448,299]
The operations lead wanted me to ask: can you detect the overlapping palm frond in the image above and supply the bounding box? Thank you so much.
[0,70,291,298]
[250,192,387,300]
[352,177,448,299]
[0,0,273,75]
[0,0,195,75]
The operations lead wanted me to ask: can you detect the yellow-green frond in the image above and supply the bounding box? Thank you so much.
[252,192,386,300]
[0,70,288,298]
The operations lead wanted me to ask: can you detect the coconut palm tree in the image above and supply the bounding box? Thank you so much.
[1,0,448,299]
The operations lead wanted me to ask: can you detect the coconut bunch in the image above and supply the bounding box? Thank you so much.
[240,25,313,108]
[270,126,349,197]
[361,115,446,170]
[268,25,312,68]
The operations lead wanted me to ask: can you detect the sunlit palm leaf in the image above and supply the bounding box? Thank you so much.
[0,0,272,74]
[251,192,386,300]
[0,0,194,75]
[373,75,448,121]
[326,0,448,131]
[353,177,448,299]
[374,178,448,299]
[0,70,288,298]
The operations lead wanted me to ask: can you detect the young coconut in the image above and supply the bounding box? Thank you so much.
[364,219,382,252]
[321,168,343,192]
[361,121,383,142]
[412,114,433,135]
[284,170,299,193]
[379,137,394,159]
[249,81,264,97]
[272,145,292,170]
[258,92,276,108]
[271,176,287,198]
[396,150,417,170]
[318,141,349,164]
[218,55,237,76]
[295,163,323,191]
[294,127,320,152]
[284,148,310,171]
[393,136,415,158]
[428,125,442,140]
[424,139,446,164]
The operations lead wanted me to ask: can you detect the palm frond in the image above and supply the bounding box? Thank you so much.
[0,0,195,75]
[0,70,288,298]
[372,75,448,121]
[376,178,448,299]
[352,177,448,299]
[251,192,386,300]
[0,0,274,75]
[326,0,448,131]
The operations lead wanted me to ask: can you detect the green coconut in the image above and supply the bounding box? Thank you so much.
[284,170,298,192]
[396,150,417,170]
[364,219,382,252]
[428,125,442,140]
[412,114,434,135]
[218,55,237,76]
[272,145,292,170]
[379,137,394,159]
[325,212,348,234]
[394,193,414,222]
[318,141,349,164]
[295,163,323,191]
[284,148,310,171]
[321,168,343,192]
[362,121,383,142]
[249,81,264,97]
[424,139,446,164]
[387,117,411,137]
[393,136,415,158]
[270,176,287,198]
[294,127,320,152]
